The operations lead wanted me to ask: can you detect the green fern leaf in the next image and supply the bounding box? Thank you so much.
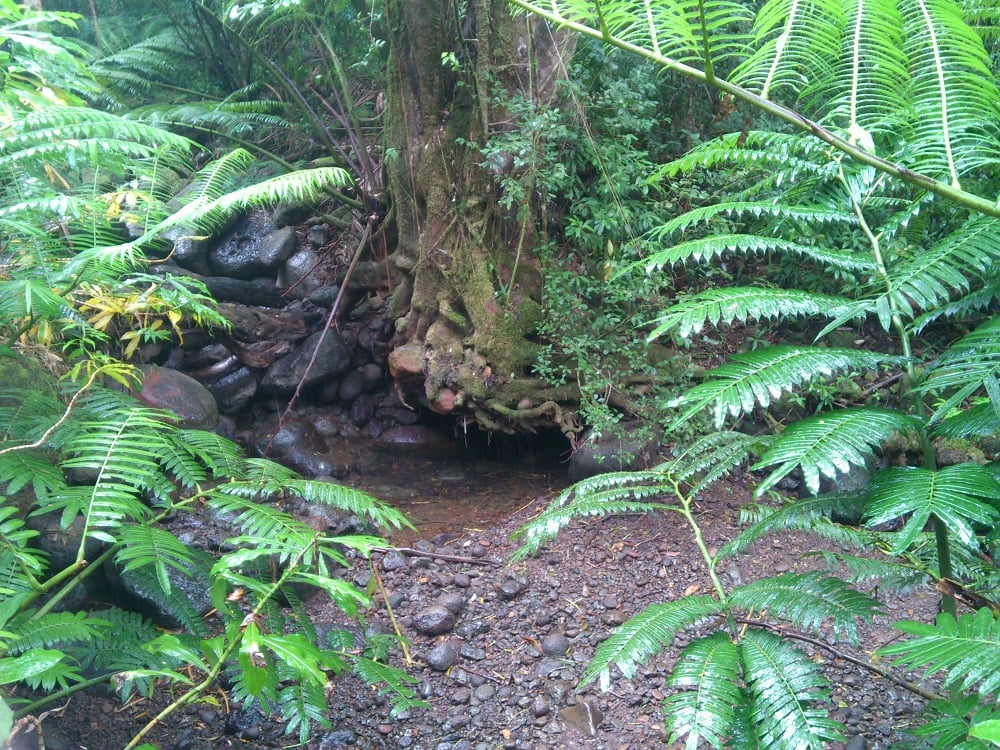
[668,430,770,494]
[669,346,902,428]
[810,551,929,594]
[933,401,1000,439]
[917,317,1000,424]
[653,201,855,236]
[880,607,1000,695]
[0,648,79,691]
[730,572,882,643]
[722,494,874,557]
[648,287,859,340]
[277,677,331,742]
[511,469,675,560]
[3,611,110,654]
[664,632,743,749]
[740,629,844,749]
[751,407,922,496]
[864,464,1000,555]
[114,524,201,594]
[284,479,412,532]
[352,655,425,717]
[639,234,876,275]
[581,596,724,690]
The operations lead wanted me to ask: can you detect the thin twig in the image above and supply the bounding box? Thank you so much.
[370,559,413,666]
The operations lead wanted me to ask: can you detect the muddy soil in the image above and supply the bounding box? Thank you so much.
[12,459,941,750]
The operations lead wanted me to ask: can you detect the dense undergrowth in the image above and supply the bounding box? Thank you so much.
[4,0,1000,747]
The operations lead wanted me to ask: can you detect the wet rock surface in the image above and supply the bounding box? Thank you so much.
[36,471,940,750]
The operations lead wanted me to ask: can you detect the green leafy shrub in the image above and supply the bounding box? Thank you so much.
[0,369,420,748]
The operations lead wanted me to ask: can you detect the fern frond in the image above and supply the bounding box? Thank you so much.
[669,346,902,428]
[639,234,876,274]
[653,201,855,237]
[740,629,843,749]
[864,464,1000,555]
[722,494,875,557]
[886,215,1000,319]
[730,572,882,643]
[880,607,1000,695]
[667,430,769,493]
[664,632,743,750]
[283,480,412,532]
[811,550,930,594]
[751,407,923,495]
[583,596,724,691]
[205,494,318,564]
[511,469,676,560]
[3,611,110,654]
[933,401,1000,439]
[911,282,1000,334]
[917,317,1000,424]
[114,559,209,636]
[114,524,201,595]
[0,648,81,692]
[648,287,859,340]
[75,607,165,673]
[352,655,425,717]
[897,0,1000,181]
[277,676,331,742]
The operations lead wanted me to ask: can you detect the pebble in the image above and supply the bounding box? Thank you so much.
[498,577,526,600]
[425,640,458,671]
[540,632,570,657]
[413,605,457,635]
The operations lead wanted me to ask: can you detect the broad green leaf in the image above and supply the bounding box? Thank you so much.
[864,464,1000,555]
[665,632,743,749]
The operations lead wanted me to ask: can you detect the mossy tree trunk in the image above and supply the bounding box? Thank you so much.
[383,0,579,435]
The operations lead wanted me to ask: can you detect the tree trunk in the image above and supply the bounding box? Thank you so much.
[383,0,579,437]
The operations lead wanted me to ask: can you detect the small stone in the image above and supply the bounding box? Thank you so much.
[498,577,526,600]
[437,592,467,615]
[425,640,458,671]
[453,573,471,588]
[540,632,570,657]
[532,696,550,717]
[413,605,456,636]
[382,552,408,571]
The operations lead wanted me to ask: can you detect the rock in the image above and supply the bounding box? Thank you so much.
[413,605,456,636]
[309,284,342,307]
[360,363,384,391]
[540,632,570,657]
[260,331,352,394]
[374,425,462,456]
[163,225,211,273]
[567,420,662,482]
[351,394,376,427]
[136,365,219,431]
[388,344,424,379]
[209,209,297,279]
[279,248,323,298]
[436,592,467,616]
[307,224,328,249]
[338,368,366,402]
[105,548,214,630]
[0,351,60,408]
[498,577,526,600]
[206,366,258,414]
[425,640,459,672]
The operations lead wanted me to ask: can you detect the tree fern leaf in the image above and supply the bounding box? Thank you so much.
[652,201,855,237]
[352,655,425,717]
[669,346,902,428]
[638,234,876,274]
[277,676,331,742]
[731,572,882,643]
[581,596,724,690]
[668,430,769,493]
[880,607,1000,695]
[917,317,1000,424]
[887,216,1000,318]
[205,494,318,564]
[740,629,843,749]
[864,464,1000,555]
[812,550,930,594]
[664,632,743,750]
[751,407,922,496]
[911,283,1000,334]
[722,494,874,557]
[649,287,859,340]
[4,611,110,654]
[511,469,675,560]
[283,479,412,532]
[114,557,210,636]
[114,524,201,595]
[933,401,1000,439]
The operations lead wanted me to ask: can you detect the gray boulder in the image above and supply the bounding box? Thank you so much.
[260,331,352,393]
[136,365,220,431]
[209,210,297,279]
[568,421,662,482]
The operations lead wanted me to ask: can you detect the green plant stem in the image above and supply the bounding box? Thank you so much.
[670,476,731,609]
[13,672,130,717]
[123,533,321,750]
[507,0,1000,220]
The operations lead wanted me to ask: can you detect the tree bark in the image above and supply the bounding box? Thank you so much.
[383,0,578,436]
